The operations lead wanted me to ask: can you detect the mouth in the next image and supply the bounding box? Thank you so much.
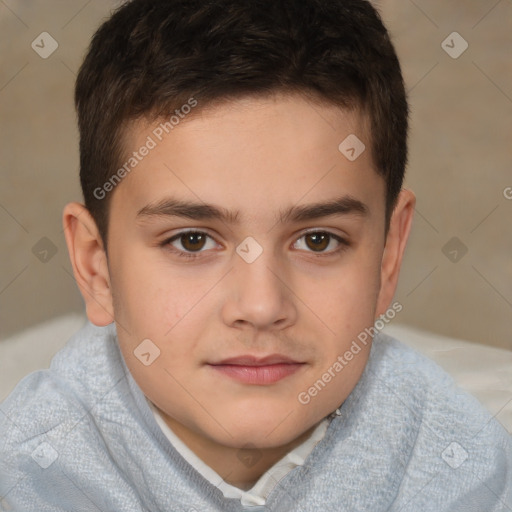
[207,354,306,385]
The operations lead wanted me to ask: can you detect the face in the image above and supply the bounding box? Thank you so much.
[87,94,396,449]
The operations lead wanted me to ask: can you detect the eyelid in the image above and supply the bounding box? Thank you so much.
[163,229,222,254]
[292,228,349,252]
[298,226,349,240]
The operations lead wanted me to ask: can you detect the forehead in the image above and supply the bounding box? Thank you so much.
[110,93,383,226]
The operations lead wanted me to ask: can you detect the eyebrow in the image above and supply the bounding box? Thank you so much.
[136,194,369,225]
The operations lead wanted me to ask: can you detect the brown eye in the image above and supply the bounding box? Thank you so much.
[305,232,330,252]
[180,232,207,252]
[162,230,218,258]
[293,231,348,255]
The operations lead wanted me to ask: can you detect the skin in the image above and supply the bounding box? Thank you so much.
[63,92,415,488]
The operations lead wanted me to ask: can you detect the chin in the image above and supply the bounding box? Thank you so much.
[221,430,302,451]
[206,410,311,449]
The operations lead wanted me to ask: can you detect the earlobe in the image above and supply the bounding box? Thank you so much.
[62,202,115,327]
[375,188,416,319]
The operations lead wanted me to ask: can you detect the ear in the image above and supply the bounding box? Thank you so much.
[62,202,114,326]
[375,188,416,319]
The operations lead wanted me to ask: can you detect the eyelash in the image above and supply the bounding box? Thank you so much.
[160,229,350,260]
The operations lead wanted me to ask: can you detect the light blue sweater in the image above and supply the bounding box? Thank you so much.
[1,320,511,511]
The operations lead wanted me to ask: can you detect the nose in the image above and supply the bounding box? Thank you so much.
[221,247,298,331]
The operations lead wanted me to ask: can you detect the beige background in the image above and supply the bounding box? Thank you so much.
[1,0,511,349]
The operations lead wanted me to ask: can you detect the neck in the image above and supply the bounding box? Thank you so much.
[156,408,320,488]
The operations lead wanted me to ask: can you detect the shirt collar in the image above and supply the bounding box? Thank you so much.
[148,399,340,507]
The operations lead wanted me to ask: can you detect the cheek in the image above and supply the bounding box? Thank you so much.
[308,257,381,332]
[130,282,207,344]
[110,247,200,334]
[113,282,202,400]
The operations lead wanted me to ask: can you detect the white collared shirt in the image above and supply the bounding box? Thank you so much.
[149,400,338,507]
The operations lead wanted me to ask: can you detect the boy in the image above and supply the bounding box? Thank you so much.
[1,0,511,510]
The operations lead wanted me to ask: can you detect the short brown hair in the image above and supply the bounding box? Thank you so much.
[75,0,409,252]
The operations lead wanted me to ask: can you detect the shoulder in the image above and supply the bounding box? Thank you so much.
[0,322,129,503]
[369,331,511,447]
[1,321,122,436]
[370,332,512,508]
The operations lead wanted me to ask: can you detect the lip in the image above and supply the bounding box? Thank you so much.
[207,354,305,385]
[212,354,301,366]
